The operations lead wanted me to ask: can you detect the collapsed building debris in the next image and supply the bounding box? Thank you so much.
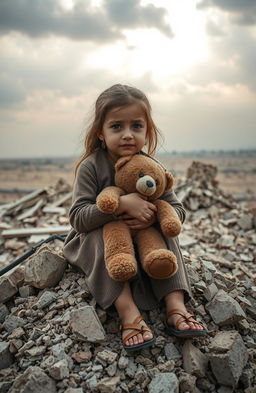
[0,163,255,393]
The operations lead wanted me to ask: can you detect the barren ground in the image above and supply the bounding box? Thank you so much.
[0,151,255,207]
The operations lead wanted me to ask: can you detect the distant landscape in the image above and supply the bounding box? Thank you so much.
[0,149,255,206]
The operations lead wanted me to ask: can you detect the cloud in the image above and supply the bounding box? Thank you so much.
[197,0,256,25]
[0,0,172,41]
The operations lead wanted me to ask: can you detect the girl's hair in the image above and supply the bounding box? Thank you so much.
[75,84,161,175]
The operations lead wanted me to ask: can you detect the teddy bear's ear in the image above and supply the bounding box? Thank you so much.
[115,155,133,171]
[165,171,174,191]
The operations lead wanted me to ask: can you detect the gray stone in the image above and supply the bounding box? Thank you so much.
[51,343,73,370]
[64,389,84,393]
[182,340,208,377]
[0,341,14,370]
[96,349,118,365]
[203,282,219,301]
[97,376,120,393]
[49,359,69,380]
[148,373,179,393]
[0,276,18,303]
[3,315,26,333]
[69,305,106,343]
[0,304,9,323]
[33,290,57,309]
[9,366,56,393]
[209,330,248,387]
[24,246,67,288]
[206,289,246,325]
[164,342,181,360]
[19,285,36,297]
[179,372,200,393]
[237,214,253,230]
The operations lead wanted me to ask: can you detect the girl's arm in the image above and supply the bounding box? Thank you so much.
[159,190,186,223]
[69,162,118,233]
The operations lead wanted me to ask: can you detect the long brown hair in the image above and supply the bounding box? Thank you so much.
[75,84,161,175]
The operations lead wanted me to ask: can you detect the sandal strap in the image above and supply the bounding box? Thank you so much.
[166,308,196,330]
[120,315,153,344]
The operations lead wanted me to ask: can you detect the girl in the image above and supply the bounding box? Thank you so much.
[63,84,206,352]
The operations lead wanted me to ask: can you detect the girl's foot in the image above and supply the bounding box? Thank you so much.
[164,290,206,337]
[166,308,204,331]
[121,313,154,348]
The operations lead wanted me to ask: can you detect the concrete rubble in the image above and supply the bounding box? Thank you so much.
[0,163,255,392]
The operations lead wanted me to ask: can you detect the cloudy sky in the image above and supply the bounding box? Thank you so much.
[0,0,255,158]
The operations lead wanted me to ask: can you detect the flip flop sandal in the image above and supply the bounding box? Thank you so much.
[120,315,156,352]
[165,308,208,338]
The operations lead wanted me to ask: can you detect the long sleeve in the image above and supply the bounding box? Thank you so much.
[160,190,186,223]
[69,159,117,234]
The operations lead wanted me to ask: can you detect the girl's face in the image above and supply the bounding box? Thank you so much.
[99,104,148,162]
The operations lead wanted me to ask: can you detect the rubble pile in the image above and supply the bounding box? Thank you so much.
[0,162,255,393]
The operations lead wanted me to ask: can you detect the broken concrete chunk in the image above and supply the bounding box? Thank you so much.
[0,341,14,370]
[32,290,57,309]
[49,358,69,380]
[8,365,57,393]
[206,289,246,325]
[97,376,120,393]
[24,246,67,288]
[209,331,248,387]
[68,305,106,343]
[0,276,18,303]
[148,373,179,393]
[182,340,208,377]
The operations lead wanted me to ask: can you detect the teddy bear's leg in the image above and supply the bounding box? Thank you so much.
[103,221,137,281]
[135,227,178,279]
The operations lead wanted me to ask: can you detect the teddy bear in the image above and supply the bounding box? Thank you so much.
[96,154,182,281]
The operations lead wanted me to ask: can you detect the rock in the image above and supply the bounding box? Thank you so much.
[0,276,18,303]
[96,349,118,365]
[0,341,14,369]
[24,246,67,288]
[182,340,208,377]
[3,315,26,333]
[32,290,57,309]
[68,305,106,343]
[206,289,246,325]
[179,372,200,393]
[0,304,9,323]
[97,376,120,393]
[49,359,69,380]
[148,373,179,393]
[71,350,92,363]
[9,366,56,393]
[64,389,84,393]
[209,331,248,387]
[164,342,181,360]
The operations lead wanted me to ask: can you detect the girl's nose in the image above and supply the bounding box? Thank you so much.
[122,128,133,139]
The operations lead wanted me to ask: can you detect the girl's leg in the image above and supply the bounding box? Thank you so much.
[165,290,203,330]
[114,281,153,347]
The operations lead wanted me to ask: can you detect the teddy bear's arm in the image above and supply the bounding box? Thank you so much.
[154,199,182,238]
[96,186,125,214]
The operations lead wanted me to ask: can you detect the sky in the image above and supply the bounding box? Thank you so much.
[0,0,256,158]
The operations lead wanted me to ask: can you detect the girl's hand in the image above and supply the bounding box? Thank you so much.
[116,193,157,222]
[120,213,156,230]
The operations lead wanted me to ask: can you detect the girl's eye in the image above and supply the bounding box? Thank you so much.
[139,173,144,178]
[111,124,121,130]
[133,123,143,129]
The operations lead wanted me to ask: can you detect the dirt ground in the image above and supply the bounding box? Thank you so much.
[0,151,255,206]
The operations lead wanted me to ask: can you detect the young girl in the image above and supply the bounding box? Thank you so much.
[64,84,206,352]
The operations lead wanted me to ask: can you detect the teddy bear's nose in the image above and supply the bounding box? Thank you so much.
[146,180,154,188]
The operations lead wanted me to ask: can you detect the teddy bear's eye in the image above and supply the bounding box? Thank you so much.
[155,179,159,185]
[139,173,144,178]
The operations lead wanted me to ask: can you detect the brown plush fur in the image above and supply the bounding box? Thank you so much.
[96,154,182,281]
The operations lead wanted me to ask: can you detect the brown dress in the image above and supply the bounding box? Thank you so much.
[63,150,192,310]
